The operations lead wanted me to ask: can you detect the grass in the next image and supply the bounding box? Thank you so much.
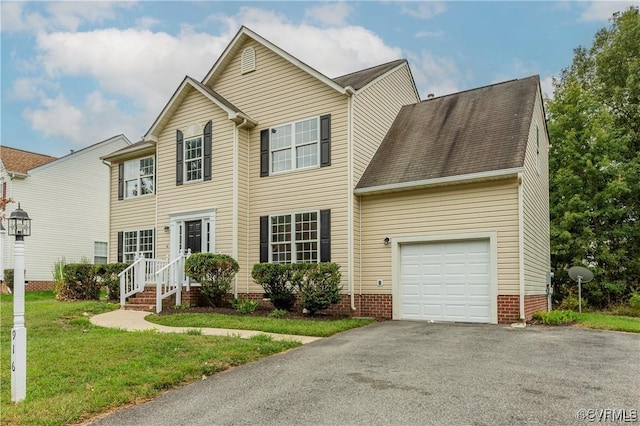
[0,291,300,425]
[146,312,375,337]
[531,309,640,333]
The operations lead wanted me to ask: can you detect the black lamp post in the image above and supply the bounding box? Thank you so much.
[8,203,31,403]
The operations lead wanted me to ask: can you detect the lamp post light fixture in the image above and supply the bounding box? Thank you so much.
[8,203,31,403]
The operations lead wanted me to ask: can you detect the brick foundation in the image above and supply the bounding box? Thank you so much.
[25,281,56,291]
[498,294,549,323]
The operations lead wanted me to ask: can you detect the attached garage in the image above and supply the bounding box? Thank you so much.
[392,234,498,323]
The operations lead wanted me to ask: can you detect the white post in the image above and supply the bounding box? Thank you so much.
[11,238,26,402]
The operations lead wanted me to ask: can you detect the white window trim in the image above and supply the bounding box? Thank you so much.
[184,135,204,183]
[124,156,155,199]
[94,241,108,264]
[269,116,321,175]
[123,229,154,263]
[268,210,320,264]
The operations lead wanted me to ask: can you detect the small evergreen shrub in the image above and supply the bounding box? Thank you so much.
[57,263,100,301]
[4,269,14,291]
[294,263,342,315]
[184,253,239,307]
[251,263,296,311]
[531,310,579,325]
[94,263,129,301]
[230,297,260,314]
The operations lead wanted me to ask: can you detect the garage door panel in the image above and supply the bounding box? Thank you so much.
[400,239,491,323]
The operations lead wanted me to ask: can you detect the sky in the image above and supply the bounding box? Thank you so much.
[1,1,638,157]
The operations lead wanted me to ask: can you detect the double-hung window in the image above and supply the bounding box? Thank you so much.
[270,211,318,263]
[270,117,319,174]
[124,156,154,198]
[123,229,154,263]
[94,241,108,264]
[184,136,203,182]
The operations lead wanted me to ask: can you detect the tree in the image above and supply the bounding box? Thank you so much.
[547,7,640,308]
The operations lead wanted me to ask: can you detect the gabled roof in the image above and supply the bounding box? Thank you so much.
[355,75,541,194]
[101,139,154,162]
[333,59,408,91]
[202,26,350,94]
[0,146,56,175]
[144,76,257,141]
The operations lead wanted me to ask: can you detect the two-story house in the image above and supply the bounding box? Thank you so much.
[102,27,550,323]
[0,135,131,289]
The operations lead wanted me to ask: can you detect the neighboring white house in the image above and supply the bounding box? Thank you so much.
[0,135,131,289]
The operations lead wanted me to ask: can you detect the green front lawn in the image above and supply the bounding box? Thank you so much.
[146,312,375,337]
[532,309,640,333]
[0,292,300,425]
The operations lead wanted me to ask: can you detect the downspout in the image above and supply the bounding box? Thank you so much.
[101,159,113,262]
[346,86,356,311]
[235,119,250,298]
[518,173,525,320]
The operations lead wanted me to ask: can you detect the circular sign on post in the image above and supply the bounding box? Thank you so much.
[568,266,594,283]
[567,266,594,314]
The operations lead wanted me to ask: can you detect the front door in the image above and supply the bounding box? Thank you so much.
[185,220,202,254]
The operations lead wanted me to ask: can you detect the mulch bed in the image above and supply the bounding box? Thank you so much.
[157,304,350,320]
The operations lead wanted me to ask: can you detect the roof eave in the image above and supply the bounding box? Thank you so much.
[354,167,525,196]
[101,141,156,163]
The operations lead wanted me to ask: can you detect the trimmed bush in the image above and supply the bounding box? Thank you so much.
[4,269,14,291]
[184,253,239,307]
[294,263,342,315]
[531,310,579,325]
[251,263,296,311]
[95,263,129,301]
[56,263,100,301]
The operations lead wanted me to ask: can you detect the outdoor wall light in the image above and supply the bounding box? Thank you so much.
[163,226,170,232]
[383,237,390,245]
[7,203,31,240]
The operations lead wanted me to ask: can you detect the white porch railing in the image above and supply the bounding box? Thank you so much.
[119,253,169,307]
[155,249,191,313]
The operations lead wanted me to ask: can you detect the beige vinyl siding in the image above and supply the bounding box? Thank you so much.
[522,90,551,295]
[214,39,350,293]
[352,65,420,185]
[236,126,251,294]
[155,88,237,261]
[108,161,156,262]
[359,180,520,295]
[351,64,421,295]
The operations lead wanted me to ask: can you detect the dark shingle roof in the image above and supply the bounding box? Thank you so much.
[333,59,407,90]
[356,75,540,191]
[0,146,57,174]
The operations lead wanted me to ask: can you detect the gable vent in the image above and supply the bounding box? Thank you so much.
[241,47,256,74]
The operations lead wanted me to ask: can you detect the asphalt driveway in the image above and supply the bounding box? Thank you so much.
[91,321,639,426]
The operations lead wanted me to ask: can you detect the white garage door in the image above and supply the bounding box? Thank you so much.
[400,239,491,323]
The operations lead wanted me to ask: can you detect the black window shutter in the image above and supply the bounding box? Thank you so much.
[176,130,184,185]
[259,216,269,262]
[260,129,269,177]
[117,163,124,200]
[320,209,331,262]
[203,121,212,181]
[117,231,124,263]
[320,114,331,167]
[152,228,156,258]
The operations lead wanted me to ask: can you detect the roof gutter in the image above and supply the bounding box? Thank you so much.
[354,167,525,195]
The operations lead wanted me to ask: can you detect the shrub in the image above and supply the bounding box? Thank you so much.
[531,310,579,325]
[56,263,100,301]
[184,253,239,307]
[4,269,14,292]
[230,297,260,314]
[630,293,640,311]
[52,259,66,291]
[251,263,296,311]
[94,263,129,301]
[294,263,342,315]
[557,295,584,311]
[269,309,288,318]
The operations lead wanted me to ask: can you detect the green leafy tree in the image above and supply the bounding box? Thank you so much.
[547,7,640,308]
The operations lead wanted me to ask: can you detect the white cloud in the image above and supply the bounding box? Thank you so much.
[579,1,637,21]
[399,2,447,19]
[10,78,45,101]
[135,16,162,30]
[540,75,556,99]
[415,30,443,38]
[22,92,140,146]
[305,2,355,26]
[1,1,135,33]
[410,51,463,98]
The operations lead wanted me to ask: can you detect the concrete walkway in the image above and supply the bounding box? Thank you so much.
[90,309,322,344]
